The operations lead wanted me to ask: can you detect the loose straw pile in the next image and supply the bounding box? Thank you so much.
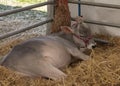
[0,35,120,86]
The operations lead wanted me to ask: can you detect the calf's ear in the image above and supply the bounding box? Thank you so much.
[60,26,74,34]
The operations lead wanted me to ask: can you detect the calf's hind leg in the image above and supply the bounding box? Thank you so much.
[19,60,67,80]
[39,62,67,80]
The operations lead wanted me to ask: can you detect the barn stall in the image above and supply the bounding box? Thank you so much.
[0,0,120,86]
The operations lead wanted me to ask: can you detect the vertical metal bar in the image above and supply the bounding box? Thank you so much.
[53,0,55,16]
[78,0,81,16]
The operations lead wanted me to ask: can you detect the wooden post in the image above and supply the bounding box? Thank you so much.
[50,0,71,33]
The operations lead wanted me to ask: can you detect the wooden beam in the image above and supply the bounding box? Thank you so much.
[51,0,71,33]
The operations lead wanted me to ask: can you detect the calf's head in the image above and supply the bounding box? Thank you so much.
[60,25,96,50]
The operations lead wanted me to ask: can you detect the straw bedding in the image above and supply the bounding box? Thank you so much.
[0,35,120,86]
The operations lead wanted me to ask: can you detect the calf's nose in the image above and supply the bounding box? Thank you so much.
[92,45,97,49]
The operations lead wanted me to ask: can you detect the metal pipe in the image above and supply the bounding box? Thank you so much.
[69,0,120,9]
[71,17,120,28]
[0,1,54,17]
[94,38,113,45]
[0,19,53,40]
[84,19,120,28]
[78,0,81,16]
